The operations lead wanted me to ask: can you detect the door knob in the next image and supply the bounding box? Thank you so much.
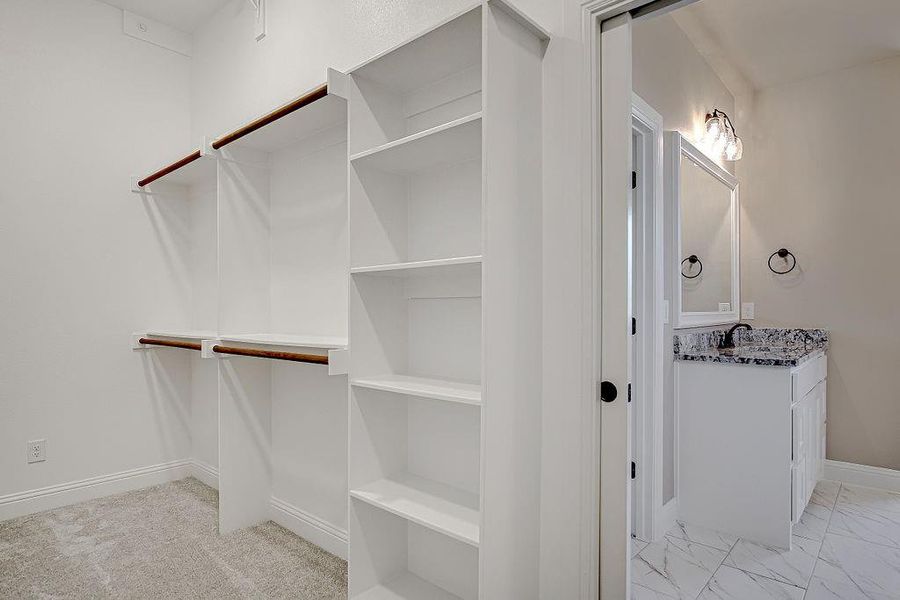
[600,381,617,402]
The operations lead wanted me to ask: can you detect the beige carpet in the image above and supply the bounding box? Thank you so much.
[0,478,347,599]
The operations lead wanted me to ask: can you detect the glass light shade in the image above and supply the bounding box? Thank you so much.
[704,115,724,146]
[725,136,743,161]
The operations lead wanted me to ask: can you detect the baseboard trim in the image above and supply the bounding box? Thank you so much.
[270,496,348,560]
[825,460,900,493]
[655,498,678,541]
[0,459,192,521]
[190,460,219,490]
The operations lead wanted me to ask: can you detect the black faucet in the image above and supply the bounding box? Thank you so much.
[718,323,753,349]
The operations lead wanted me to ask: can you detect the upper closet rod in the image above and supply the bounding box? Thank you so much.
[211,344,329,365]
[138,337,202,351]
[210,83,328,150]
[137,150,202,188]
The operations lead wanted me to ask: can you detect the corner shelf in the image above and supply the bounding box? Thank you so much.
[351,375,480,406]
[349,113,482,174]
[353,573,462,600]
[350,474,480,547]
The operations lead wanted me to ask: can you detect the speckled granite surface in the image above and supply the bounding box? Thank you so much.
[674,328,828,367]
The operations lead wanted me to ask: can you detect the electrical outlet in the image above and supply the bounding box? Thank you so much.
[742,302,755,320]
[718,302,731,312]
[27,439,46,464]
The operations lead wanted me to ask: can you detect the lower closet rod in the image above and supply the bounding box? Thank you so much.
[211,345,328,365]
[139,338,202,351]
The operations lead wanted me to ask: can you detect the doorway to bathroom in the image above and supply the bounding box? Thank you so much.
[630,95,666,545]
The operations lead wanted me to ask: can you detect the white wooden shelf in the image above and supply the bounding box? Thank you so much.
[352,572,461,600]
[350,255,482,277]
[349,113,482,174]
[143,329,216,341]
[350,474,480,547]
[352,375,480,406]
[217,333,348,350]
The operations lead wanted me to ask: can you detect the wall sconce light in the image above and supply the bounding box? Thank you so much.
[703,109,743,161]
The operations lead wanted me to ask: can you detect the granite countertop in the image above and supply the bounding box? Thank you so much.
[674,328,828,367]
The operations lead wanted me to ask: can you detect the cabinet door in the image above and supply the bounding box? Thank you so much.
[817,381,827,478]
[791,459,806,523]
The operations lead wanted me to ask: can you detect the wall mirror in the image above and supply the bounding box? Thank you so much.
[666,132,740,328]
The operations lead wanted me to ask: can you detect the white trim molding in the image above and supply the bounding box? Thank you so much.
[631,93,667,543]
[190,459,220,490]
[0,459,192,521]
[824,460,900,494]
[269,497,348,560]
[658,498,679,540]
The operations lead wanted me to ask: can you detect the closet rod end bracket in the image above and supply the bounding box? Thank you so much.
[201,339,222,360]
[132,333,150,350]
[130,176,146,194]
[327,348,349,376]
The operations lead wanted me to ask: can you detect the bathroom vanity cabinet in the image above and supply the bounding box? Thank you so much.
[675,331,827,549]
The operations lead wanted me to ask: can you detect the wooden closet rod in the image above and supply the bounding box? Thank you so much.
[211,84,329,150]
[211,345,329,365]
[139,337,202,351]
[137,150,203,188]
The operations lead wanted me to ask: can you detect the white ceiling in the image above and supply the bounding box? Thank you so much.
[678,0,900,90]
[99,0,230,33]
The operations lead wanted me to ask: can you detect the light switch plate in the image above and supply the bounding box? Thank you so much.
[741,302,755,320]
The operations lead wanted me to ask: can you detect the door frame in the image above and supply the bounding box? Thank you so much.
[572,0,700,597]
[630,93,665,543]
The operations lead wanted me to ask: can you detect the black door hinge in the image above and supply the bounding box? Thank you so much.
[631,461,636,479]
[632,170,637,190]
[627,383,632,403]
[632,317,637,335]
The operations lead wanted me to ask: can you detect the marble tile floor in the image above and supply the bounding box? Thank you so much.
[632,480,900,599]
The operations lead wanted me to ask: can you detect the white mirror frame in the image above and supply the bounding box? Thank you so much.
[666,131,740,329]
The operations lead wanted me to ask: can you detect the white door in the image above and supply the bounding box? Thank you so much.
[599,11,633,600]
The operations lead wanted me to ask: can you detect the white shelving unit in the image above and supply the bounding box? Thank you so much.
[133,79,353,559]
[213,80,350,544]
[347,3,547,598]
[132,2,548,593]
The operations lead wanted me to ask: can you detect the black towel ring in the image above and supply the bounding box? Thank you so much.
[768,248,796,275]
[681,255,702,279]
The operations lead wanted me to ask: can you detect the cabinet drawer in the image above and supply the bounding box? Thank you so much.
[793,353,827,402]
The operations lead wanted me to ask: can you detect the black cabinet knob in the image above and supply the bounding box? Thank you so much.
[600,381,617,403]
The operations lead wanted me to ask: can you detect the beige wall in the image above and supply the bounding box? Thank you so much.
[632,14,736,502]
[739,57,900,471]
